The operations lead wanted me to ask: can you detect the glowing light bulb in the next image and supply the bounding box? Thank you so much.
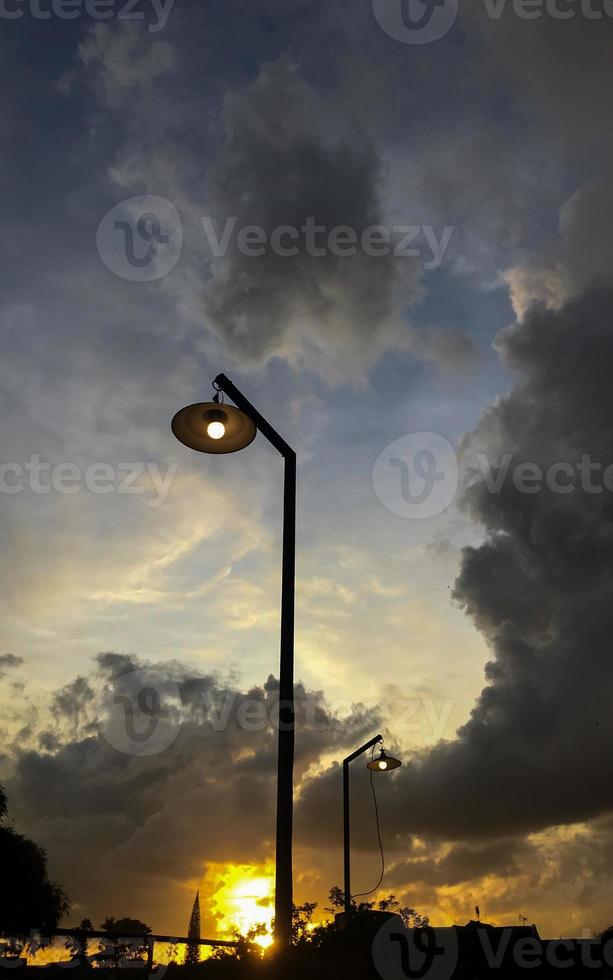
[379,760,388,770]
[207,420,226,440]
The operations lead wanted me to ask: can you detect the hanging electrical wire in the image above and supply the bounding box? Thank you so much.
[351,744,385,904]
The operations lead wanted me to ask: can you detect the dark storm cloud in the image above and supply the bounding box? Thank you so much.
[50,677,96,728]
[3,653,381,923]
[201,59,422,381]
[388,838,538,889]
[382,287,613,840]
[69,27,472,383]
[295,288,613,872]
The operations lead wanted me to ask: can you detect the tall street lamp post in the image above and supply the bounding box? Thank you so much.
[343,735,401,916]
[171,374,296,950]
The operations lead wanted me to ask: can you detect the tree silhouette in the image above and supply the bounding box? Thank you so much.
[64,917,94,959]
[185,891,201,965]
[0,785,70,934]
[292,902,318,944]
[97,916,152,967]
[101,917,151,934]
[326,886,428,928]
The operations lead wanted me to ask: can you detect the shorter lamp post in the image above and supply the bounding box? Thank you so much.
[343,735,401,916]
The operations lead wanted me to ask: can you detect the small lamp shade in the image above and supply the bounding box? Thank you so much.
[171,402,257,455]
[367,749,401,773]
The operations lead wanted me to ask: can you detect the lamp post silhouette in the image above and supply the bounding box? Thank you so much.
[343,735,401,916]
[171,374,296,949]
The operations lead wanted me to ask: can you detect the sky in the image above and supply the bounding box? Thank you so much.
[2,0,613,945]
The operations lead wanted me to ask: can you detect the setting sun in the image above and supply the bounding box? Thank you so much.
[211,865,275,950]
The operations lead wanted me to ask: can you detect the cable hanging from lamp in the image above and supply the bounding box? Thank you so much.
[350,743,385,904]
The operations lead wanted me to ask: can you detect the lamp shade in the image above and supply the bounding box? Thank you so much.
[367,749,401,773]
[171,402,257,455]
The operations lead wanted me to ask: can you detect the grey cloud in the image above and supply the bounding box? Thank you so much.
[202,59,422,383]
[377,288,613,840]
[437,839,538,886]
[461,5,613,306]
[557,178,613,295]
[300,288,613,850]
[0,654,24,678]
[505,176,613,317]
[71,29,474,383]
[3,653,381,930]
[79,23,175,106]
[388,838,539,889]
[463,6,613,166]
[414,326,479,375]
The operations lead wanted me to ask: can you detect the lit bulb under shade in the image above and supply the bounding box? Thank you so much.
[207,420,226,440]
[367,749,401,773]
[171,402,257,455]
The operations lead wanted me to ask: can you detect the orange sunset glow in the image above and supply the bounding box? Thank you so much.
[210,865,275,950]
